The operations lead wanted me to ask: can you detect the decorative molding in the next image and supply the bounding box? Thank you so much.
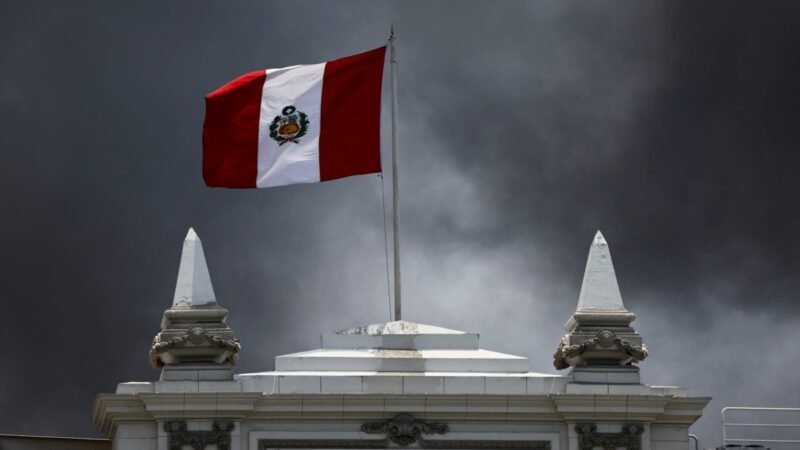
[150,327,241,368]
[616,339,648,361]
[164,420,234,450]
[151,328,241,355]
[258,414,551,450]
[575,423,644,450]
[553,331,648,369]
[362,413,448,446]
[553,337,571,370]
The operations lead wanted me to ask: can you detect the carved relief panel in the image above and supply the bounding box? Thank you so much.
[574,423,643,450]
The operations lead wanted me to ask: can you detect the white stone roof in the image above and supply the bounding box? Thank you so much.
[275,348,529,372]
[262,320,530,373]
[235,320,560,394]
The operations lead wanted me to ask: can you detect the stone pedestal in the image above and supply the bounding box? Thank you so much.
[159,364,235,381]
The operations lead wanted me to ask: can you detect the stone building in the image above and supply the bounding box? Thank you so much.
[92,229,709,450]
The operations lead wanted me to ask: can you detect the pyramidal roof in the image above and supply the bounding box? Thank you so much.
[576,231,626,311]
[172,228,216,308]
[235,320,560,395]
[239,320,536,375]
[335,320,466,335]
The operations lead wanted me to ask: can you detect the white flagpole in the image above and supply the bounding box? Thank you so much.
[389,27,402,322]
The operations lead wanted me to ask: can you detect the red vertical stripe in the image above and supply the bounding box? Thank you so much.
[202,70,265,188]
[319,46,386,181]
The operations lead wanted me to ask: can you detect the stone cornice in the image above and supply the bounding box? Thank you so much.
[92,394,151,438]
[93,392,710,439]
[139,392,261,415]
[551,394,671,422]
[551,394,709,424]
[657,397,712,424]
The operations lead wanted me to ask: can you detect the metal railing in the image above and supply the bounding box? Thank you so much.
[722,407,800,446]
[688,433,699,450]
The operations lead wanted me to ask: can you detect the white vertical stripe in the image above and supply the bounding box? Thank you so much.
[256,63,325,188]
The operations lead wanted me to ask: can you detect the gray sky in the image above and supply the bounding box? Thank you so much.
[1,1,799,447]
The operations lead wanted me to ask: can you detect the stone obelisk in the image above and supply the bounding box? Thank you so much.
[149,228,241,381]
[553,231,648,383]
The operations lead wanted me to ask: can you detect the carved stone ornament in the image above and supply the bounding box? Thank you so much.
[361,413,449,446]
[553,331,648,369]
[149,327,241,368]
[575,423,644,450]
[164,420,234,450]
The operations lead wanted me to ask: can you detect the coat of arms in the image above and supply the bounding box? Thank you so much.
[269,105,309,145]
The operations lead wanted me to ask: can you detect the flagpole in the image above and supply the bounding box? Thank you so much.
[389,27,402,322]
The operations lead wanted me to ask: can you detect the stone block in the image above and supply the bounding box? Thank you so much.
[114,437,157,450]
[525,377,546,394]
[652,441,690,450]
[466,396,510,414]
[507,397,554,415]
[529,376,568,394]
[403,376,444,394]
[565,383,608,394]
[425,396,467,413]
[278,376,321,394]
[650,424,687,442]
[343,396,385,412]
[258,396,302,413]
[238,374,278,393]
[159,365,235,381]
[197,367,236,381]
[605,371,640,384]
[570,370,607,384]
[154,380,199,393]
[321,376,363,394]
[485,377,526,394]
[185,420,213,431]
[198,380,242,393]
[444,377,484,394]
[657,386,688,397]
[608,384,649,395]
[160,367,199,381]
[363,376,403,394]
[384,395,426,412]
[115,423,157,439]
[567,436,579,450]
[116,382,154,394]
[304,396,344,416]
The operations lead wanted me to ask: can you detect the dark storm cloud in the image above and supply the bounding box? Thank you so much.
[1,1,799,447]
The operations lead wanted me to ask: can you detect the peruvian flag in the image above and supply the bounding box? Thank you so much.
[203,46,386,188]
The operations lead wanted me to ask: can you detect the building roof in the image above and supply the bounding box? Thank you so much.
[234,320,561,395]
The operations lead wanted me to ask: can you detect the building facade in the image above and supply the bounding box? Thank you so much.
[92,230,708,450]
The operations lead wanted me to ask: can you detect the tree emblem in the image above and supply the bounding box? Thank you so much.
[269,105,309,145]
